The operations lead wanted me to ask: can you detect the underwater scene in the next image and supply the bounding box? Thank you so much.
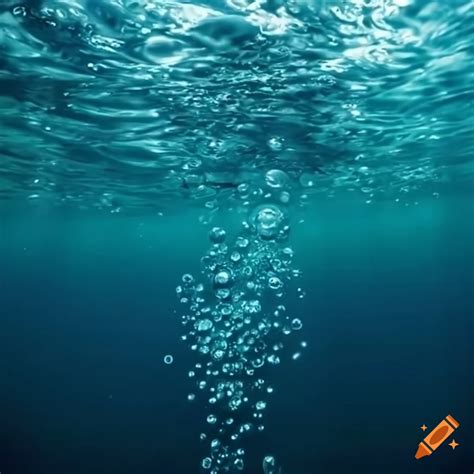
[0,1,473,473]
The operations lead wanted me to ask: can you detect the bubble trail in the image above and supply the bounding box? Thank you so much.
[177,204,306,472]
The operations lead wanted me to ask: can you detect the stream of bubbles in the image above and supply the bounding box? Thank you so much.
[176,184,303,472]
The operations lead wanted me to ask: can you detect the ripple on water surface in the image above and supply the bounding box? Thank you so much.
[0,0,472,210]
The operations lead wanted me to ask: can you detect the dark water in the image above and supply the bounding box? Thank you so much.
[1,197,473,474]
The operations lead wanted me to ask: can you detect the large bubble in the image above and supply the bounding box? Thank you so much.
[214,269,233,287]
[265,169,290,189]
[249,204,289,240]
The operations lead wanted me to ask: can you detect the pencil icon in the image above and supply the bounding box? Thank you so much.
[415,415,460,459]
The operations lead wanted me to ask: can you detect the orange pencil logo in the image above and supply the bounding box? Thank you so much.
[415,415,460,459]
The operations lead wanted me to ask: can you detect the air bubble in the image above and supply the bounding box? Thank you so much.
[236,237,249,248]
[209,227,226,243]
[291,318,303,330]
[299,173,315,188]
[265,169,289,189]
[182,273,194,284]
[177,220,304,471]
[250,205,289,240]
[279,191,291,203]
[13,6,26,16]
[214,269,232,287]
[197,319,213,331]
[207,414,217,424]
[216,288,231,300]
[263,455,278,474]
[268,137,283,151]
[268,276,283,290]
[267,354,280,365]
[256,400,267,410]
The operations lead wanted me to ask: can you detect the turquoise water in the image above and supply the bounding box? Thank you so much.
[0,1,473,473]
[1,0,473,207]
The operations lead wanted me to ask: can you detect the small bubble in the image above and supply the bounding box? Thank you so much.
[279,191,291,203]
[236,236,249,248]
[268,137,283,151]
[299,173,315,188]
[291,318,303,330]
[214,269,232,287]
[216,288,231,300]
[267,354,280,365]
[163,355,174,365]
[265,169,289,189]
[256,400,267,410]
[182,273,194,284]
[263,455,277,473]
[207,414,217,424]
[13,6,26,15]
[196,319,213,331]
[209,227,226,243]
[268,276,283,290]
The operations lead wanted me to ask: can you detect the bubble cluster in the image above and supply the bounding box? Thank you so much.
[177,204,305,472]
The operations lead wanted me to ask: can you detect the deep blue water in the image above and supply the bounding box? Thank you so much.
[1,198,473,473]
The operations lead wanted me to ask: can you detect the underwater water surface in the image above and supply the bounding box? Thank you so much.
[0,1,473,473]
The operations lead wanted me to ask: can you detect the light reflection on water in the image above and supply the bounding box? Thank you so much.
[0,0,472,212]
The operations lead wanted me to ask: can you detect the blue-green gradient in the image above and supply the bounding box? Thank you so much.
[1,197,472,473]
